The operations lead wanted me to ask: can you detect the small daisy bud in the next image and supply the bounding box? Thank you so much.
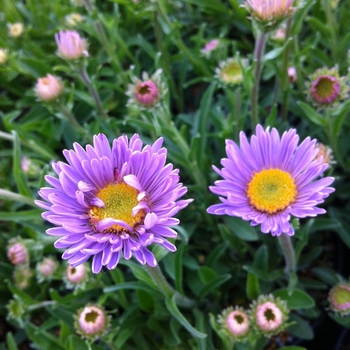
[7,241,29,266]
[35,74,63,101]
[13,265,33,290]
[36,257,58,282]
[55,30,88,60]
[271,26,286,42]
[6,297,25,323]
[217,307,250,341]
[288,66,297,84]
[126,69,165,110]
[250,295,289,336]
[74,304,111,342]
[201,39,219,55]
[315,143,335,166]
[215,58,246,87]
[64,264,89,292]
[65,13,83,27]
[306,66,348,109]
[8,23,24,38]
[0,48,8,64]
[242,0,295,31]
[328,283,350,315]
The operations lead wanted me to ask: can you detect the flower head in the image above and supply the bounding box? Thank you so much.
[315,143,335,167]
[328,282,350,315]
[0,48,8,64]
[36,134,191,273]
[65,13,83,27]
[218,307,250,340]
[35,74,63,101]
[6,297,25,323]
[8,23,24,37]
[126,69,165,109]
[74,304,111,341]
[36,257,58,282]
[243,0,295,30]
[288,66,297,84]
[306,66,348,109]
[215,58,246,87]
[207,125,335,236]
[271,26,286,42]
[250,295,289,336]
[7,239,29,265]
[55,30,88,60]
[64,264,89,292]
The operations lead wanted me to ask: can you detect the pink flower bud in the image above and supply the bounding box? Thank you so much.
[37,258,57,277]
[66,264,87,284]
[225,309,250,337]
[256,301,283,332]
[35,74,63,101]
[134,80,160,107]
[55,30,88,60]
[203,39,219,53]
[311,75,341,105]
[288,66,297,84]
[328,283,350,315]
[7,242,28,265]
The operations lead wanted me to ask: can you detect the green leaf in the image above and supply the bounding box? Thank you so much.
[246,272,260,300]
[6,332,19,350]
[329,312,350,328]
[165,295,207,339]
[174,242,185,294]
[198,266,217,284]
[0,209,43,222]
[336,220,350,250]
[12,131,32,198]
[25,323,64,349]
[224,216,258,241]
[273,288,315,309]
[243,265,283,281]
[253,245,268,271]
[104,281,162,297]
[119,260,157,289]
[297,102,326,127]
[198,274,231,298]
[182,0,230,14]
[311,267,341,286]
[288,314,314,340]
[279,347,307,350]
[17,58,52,78]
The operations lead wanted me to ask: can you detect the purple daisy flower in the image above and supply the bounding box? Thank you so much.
[36,134,192,273]
[207,125,335,236]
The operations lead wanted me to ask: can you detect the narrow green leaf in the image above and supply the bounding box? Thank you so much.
[224,216,258,241]
[198,266,217,284]
[165,295,207,339]
[311,267,341,286]
[329,313,350,328]
[174,242,185,294]
[198,274,231,298]
[12,131,32,198]
[288,314,314,340]
[25,323,64,349]
[6,332,19,350]
[297,102,326,127]
[273,288,315,309]
[0,209,43,222]
[246,272,260,300]
[104,281,162,297]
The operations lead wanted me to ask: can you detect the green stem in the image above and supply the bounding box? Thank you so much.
[27,300,56,312]
[144,264,195,308]
[59,104,87,135]
[78,67,108,120]
[281,17,293,122]
[0,131,14,141]
[250,30,268,129]
[278,234,296,276]
[323,0,338,63]
[0,189,35,206]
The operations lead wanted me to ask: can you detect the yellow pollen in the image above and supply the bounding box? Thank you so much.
[89,183,144,232]
[247,168,296,214]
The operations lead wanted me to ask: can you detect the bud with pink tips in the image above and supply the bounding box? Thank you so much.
[74,304,111,341]
[55,30,88,60]
[288,66,297,84]
[35,74,63,101]
[36,257,58,282]
[219,307,250,339]
[64,264,89,292]
[7,239,29,266]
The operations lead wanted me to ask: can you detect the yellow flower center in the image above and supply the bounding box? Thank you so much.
[247,169,296,214]
[315,77,336,98]
[221,62,242,84]
[89,183,145,232]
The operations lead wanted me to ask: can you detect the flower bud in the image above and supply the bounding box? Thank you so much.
[328,282,350,315]
[64,264,89,292]
[215,57,246,87]
[7,241,29,266]
[13,265,33,290]
[0,48,8,64]
[65,13,83,27]
[35,74,63,101]
[55,30,88,60]
[36,257,58,282]
[8,23,24,38]
[74,304,111,341]
[288,66,297,84]
[201,39,220,55]
[219,307,250,339]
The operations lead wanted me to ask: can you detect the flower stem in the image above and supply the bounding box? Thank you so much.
[278,234,296,276]
[281,17,293,122]
[27,300,56,312]
[144,264,195,308]
[0,189,35,206]
[78,67,108,120]
[250,30,267,129]
[59,104,87,136]
[0,131,14,141]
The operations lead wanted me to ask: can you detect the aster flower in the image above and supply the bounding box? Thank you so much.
[8,23,24,38]
[243,0,295,31]
[35,74,63,101]
[126,69,166,110]
[250,295,289,336]
[55,30,88,60]
[328,282,350,315]
[215,57,247,88]
[36,134,191,273]
[306,66,348,109]
[207,125,335,236]
[218,306,250,341]
[74,304,111,342]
